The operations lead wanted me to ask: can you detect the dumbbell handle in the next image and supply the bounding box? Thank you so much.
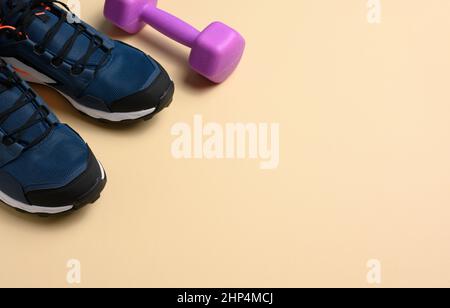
[141,6,200,48]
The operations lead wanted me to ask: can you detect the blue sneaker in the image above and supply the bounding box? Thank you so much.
[0,60,106,215]
[0,0,174,123]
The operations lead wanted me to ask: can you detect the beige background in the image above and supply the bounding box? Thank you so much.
[0,0,450,288]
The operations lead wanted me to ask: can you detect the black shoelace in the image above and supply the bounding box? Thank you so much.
[0,62,53,148]
[0,0,111,75]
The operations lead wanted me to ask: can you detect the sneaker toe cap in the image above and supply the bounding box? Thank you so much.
[25,149,106,208]
[109,64,174,114]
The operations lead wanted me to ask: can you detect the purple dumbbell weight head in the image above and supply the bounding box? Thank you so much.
[104,0,245,83]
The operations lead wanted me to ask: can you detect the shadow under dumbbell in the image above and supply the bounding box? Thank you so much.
[183,70,216,90]
[97,20,217,91]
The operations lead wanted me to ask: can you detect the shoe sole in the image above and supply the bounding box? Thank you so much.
[54,82,174,123]
[0,161,107,217]
[2,56,174,123]
[41,82,174,123]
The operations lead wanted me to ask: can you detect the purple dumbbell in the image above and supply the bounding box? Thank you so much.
[104,0,245,83]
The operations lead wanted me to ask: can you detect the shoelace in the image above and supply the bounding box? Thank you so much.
[0,0,112,75]
[0,62,53,148]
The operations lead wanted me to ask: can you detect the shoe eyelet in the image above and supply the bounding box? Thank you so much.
[39,104,51,117]
[51,57,63,68]
[33,45,45,55]
[2,136,15,146]
[93,35,103,46]
[70,65,84,76]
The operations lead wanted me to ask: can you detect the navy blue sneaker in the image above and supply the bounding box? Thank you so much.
[0,60,106,215]
[0,0,174,123]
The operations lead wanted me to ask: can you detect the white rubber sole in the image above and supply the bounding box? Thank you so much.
[2,57,156,122]
[0,161,106,215]
[53,89,156,122]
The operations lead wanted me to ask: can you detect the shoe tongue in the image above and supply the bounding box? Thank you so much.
[0,69,49,146]
[5,1,106,66]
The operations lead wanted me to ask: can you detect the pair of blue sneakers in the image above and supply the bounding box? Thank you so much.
[0,0,174,215]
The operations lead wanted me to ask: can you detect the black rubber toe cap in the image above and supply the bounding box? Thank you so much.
[25,149,105,208]
[110,63,174,114]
